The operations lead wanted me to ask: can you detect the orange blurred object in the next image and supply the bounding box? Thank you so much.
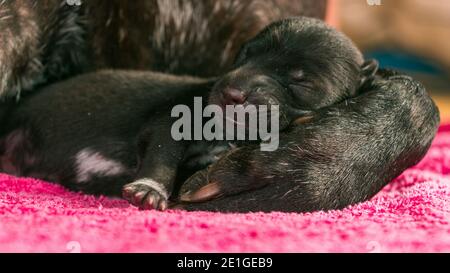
[326,0,339,28]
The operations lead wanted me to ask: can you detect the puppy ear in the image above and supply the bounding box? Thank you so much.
[234,44,251,66]
[362,59,379,76]
[359,59,379,88]
[234,38,264,66]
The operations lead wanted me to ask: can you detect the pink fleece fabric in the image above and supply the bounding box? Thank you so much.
[0,125,449,253]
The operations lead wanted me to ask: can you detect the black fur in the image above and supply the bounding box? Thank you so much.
[179,70,440,212]
[0,17,440,213]
[0,17,382,211]
[208,17,366,130]
[0,70,214,202]
[0,0,87,100]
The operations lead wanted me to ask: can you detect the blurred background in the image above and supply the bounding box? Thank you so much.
[329,0,450,123]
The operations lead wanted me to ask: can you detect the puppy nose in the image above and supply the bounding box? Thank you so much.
[222,88,246,105]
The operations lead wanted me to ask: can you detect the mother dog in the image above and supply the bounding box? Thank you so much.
[0,0,326,99]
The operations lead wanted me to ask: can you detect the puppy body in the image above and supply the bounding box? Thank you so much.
[180,70,440,212]
[0,71,215,204]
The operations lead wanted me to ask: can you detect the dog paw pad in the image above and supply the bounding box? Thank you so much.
[123,179,169,210]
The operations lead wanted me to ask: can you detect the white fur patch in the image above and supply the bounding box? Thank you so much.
[75,148,126,183]
[130,179,169,200]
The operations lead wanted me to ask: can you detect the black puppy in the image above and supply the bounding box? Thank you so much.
[0,17,375,211]
[175,18,439,212]
[0,71,214,210]
[178,70,440,212]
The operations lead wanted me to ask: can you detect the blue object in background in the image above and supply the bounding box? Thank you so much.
[366,49,447,77]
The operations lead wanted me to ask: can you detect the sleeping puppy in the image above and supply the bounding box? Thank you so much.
[0,17,376,211]
[178,69,440,212]
[0,71,214,210]
[175,18,440,212]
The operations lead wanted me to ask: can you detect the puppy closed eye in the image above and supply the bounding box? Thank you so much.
[287,73,318,105]
[288,71,314,91]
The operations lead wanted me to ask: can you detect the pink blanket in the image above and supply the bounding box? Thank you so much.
[1,125,449,253]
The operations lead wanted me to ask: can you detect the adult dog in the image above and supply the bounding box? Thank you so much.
[0,0,326,99]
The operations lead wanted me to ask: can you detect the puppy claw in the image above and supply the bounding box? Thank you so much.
[178,169,210,196]
[143,194,156,210]
[132,191,147,205]
[122,186,134,200]
[159,200,168,211]
[180,181,222,203]
[122,180,169,211]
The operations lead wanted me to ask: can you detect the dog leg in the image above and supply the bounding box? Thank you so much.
[123,116,187,210]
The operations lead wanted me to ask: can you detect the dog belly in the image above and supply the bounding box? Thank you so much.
[51,143,138,196]
[0,129,137,196]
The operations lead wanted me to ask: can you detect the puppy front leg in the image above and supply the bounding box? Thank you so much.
[123,120,186,210]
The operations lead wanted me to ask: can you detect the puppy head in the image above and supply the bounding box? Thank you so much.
[209,17,369,130]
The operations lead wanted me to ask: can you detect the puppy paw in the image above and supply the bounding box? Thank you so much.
[179,169,209,197]
[179,168,238,203]
[122,179,169,210]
